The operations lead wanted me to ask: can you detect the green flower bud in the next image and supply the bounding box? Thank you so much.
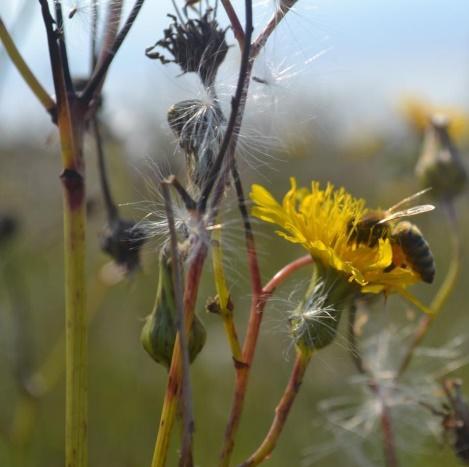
[416,114,467,201]
[141,251,206,369]
[289,266,356,353]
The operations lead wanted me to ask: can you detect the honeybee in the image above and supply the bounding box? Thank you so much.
[348,188,436,283]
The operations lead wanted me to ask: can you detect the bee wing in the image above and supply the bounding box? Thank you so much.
[377,205,435,224]
[388,187,432,213]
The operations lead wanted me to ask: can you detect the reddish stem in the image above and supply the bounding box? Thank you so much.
[220,0,245,49]
[239,350,311,466]
[219,255,313,466]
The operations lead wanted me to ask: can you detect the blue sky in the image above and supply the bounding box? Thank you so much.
[1,0,468,141]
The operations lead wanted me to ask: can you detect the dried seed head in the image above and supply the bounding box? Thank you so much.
[146,8,229,88]
[0,214,18,246]
[140,250,206,369]
[289,266,356,353]
[416,114,467,201]
[167,99,225,188]
[101,218,146,273]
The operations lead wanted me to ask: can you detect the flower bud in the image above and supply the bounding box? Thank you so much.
[141,250,206,369]
[416,114,467,201]
[289,266,356,353]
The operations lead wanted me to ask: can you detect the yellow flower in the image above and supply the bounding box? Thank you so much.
[251,178,421,294]
[400,96,469,141]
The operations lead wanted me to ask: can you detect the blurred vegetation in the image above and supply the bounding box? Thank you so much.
[1,94,468,467]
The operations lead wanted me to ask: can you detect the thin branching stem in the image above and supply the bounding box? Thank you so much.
[347,302,368,375]
[92,117,119,223]
[211,223,243,362]
[39,3,89,466]
[54,1,74,94]
[198,0,254,212]
[219,255,312,466]
[0,17,56,116]
[220,0,245,49]
[396,201,461,378]
[161,183,194,467]
[239,349,312,467]
[90,0,99,70]
[348,303,399,467]
[167,175,197,211]
[250,0,298,58]
[152,240,207,467]
[95,0,123,74]
[373,382,399,467]
[81,0,145,104]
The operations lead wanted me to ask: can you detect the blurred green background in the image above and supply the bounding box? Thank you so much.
[1,1,469,466]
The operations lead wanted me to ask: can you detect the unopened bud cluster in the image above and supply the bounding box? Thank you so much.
[416,114,467,201]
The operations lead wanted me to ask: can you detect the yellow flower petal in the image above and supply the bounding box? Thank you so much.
[251,178,425,294]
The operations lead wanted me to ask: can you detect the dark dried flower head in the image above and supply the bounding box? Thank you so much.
[101,218,146,273]
[0,214,18,246]
[146,8,229,87]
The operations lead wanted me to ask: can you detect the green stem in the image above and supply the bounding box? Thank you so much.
[152,244,207,467]
[61,149,87,467]
[396,202,461,378]
[212,224,242,362]
[0,17,55,114]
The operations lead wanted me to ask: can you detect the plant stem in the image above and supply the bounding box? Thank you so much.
[92,117,119,223]
[347,303,399,467]
[152,242,207,467]
[347,303,368,375]
[198,0,253,212]
[0,18,55,115]
[81,0,146,104]
[161,183,194,467]
[373,382,399,467]
[61,137,87,467]
[396,202,461,378]
[250,0,299,58]
[220,0,245,49]
[239,350,312,467]
[212,224,243,362]
[219,255,312,466]
[38,3,88,464]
